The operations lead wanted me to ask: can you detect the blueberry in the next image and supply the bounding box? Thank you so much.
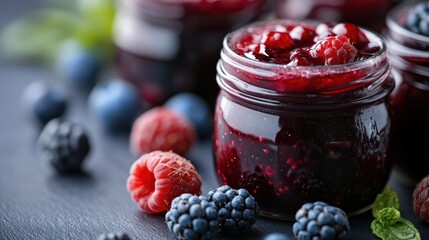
[164,92,213,138]
[89,79,142,132]
[264,232,291,240]
[57,41,102,91]
[22,81,68,126]
[406,2,429,36]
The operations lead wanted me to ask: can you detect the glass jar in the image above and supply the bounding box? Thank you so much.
[213,19,394,220]
[386,1,429,184]
[275,0,393,32]
[113,0,274,106]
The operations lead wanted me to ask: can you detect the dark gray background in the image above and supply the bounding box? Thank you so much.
[0,1,428,239]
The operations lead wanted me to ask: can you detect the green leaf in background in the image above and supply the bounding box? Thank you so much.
[372,186,400,218]
[0,0,117,65]
[74,0,116,62]
[0,9,80,63]
[371,218,421,240]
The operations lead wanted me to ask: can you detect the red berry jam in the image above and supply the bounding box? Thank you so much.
[275,0,394,32]
[214,19,394,220]
[114,0,274,106]
[386,2,429,183]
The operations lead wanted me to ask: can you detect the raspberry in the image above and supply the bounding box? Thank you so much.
[263,31,295,50]
[310,35,358,66]
[98,232,131,240]
[127,151,202,214]
[164,92,213,139]
[289,25,316,44]
[412,175,429,221]
[288,49,314,66]
[130,107,196,156]
[165,194,220,240]
[314,23,335,42]
[206,185,259,234]
[38,118,90,173]
[332,23,369,45]
[292,201,350,240]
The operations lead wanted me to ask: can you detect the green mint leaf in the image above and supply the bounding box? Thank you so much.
[376,207,400,226]
[371,218,421,240]
[372,186,400,218]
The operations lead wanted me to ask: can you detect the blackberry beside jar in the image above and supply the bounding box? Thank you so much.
[386,1,429,184]
[113,0,273,106]
[213,19,395,220]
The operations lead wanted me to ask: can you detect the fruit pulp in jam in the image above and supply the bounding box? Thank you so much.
[214,98,391,215]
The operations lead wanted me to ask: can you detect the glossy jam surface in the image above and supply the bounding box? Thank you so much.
[275,0,393,32]
[387,2,429,183]
[115,0,272,106]
[233,22,378,65]
[214,20,393,219]
[223,21,386,95]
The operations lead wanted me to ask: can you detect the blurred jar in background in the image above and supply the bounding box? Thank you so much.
[275,0,393,32]
[385,0,429,184]
[113,0,274,107]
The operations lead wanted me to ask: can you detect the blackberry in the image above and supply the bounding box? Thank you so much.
[406,2,429,36]
[165,193,220,240]
[293,201,350,240]
[98,232,131,240]
[206,185,259,234]
[38,118,90,173]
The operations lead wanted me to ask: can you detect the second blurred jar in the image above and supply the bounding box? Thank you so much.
[113,0,274,106]
[386,0,429,184]
[275,0,393,32]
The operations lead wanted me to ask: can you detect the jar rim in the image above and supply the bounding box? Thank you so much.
[386,1,429,50]
[223,19,387,72]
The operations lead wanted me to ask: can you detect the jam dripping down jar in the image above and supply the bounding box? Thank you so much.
[113,0,274,107]
[386,1,429,184]
[213,19,395,220]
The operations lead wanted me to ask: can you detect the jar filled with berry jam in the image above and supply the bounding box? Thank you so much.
[213,19,395,220]
[113,0,274,106]
[275,0,394,32]
[386,1,429,184]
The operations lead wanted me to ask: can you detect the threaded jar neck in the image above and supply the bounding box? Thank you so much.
[217,19,393,110]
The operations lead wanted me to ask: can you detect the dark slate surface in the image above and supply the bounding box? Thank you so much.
[1,1,428,240]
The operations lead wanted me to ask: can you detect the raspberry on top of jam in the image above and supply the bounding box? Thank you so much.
[234,22,380,66]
